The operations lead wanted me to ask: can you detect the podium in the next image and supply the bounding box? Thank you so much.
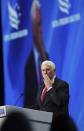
[0,105,53,131]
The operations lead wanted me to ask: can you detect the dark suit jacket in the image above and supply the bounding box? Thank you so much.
[32,77,69,116]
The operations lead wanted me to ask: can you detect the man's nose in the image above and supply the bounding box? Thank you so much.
[43,70,47,74]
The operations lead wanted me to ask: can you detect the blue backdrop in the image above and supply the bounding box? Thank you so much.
[1,0,84,130]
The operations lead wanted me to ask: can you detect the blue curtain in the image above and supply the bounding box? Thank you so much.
[1,0,33,106]
[1,0,84,130]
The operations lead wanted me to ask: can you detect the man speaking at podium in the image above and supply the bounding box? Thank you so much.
[31,60,69,117]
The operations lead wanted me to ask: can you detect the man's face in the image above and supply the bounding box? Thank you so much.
[41,64,55,79]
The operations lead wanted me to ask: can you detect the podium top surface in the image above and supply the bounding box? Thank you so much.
[0,105,53,123]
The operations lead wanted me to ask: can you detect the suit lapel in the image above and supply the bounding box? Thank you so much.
[52,77,60,91]
[38,77,60,105]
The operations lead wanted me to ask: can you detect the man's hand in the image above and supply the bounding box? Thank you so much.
[43,74,53,89]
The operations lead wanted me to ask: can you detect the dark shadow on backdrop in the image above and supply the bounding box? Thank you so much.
[0,3,4,105]
[24,0,49,107]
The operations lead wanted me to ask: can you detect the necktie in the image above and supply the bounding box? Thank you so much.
[41,87,47,102]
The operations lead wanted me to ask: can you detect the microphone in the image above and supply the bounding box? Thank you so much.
[14,93,24,106]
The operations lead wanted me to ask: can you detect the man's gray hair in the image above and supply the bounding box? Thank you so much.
[41,60,56,71]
